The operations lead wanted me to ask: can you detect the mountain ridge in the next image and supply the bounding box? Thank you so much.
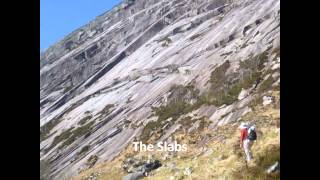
[40,0,280,179]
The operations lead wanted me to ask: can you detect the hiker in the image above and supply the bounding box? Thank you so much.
[239,122,257,162]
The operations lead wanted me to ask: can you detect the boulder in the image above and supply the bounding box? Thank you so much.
[271,63,280,70]
[123,158,162,175]
[238,88,249,100]
[262,96,273,106]
[183,167,192,176]
[272,72,280,79]
[141,159,162,173]
[203,148,214,157]
[122,171,145,180]
[187,120,200,133]
[266,161,280,174]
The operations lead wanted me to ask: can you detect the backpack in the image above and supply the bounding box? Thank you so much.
[247,127,257,141]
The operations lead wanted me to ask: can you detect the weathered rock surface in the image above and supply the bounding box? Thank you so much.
[40,0,280,179]
[122,158,161,180]
[266,161,280,174]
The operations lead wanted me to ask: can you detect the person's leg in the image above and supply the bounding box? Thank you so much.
[248,141,253,161]
[243,139,252,161]
[249,141,253,160]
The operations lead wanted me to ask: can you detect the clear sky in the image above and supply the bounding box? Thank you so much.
[40,0,122,52]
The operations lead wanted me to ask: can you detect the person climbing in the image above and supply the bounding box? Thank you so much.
[239,122,257,162]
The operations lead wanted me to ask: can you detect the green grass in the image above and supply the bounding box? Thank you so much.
[157,36,172,43]
[179,116,208,133]
[140,100,193,143]
[140,85,203,143]
[40,118,61,142]
[271,47,280,61]
[41,101,87,142]
[45,121,95,152]
[74,90,280,180]
[86,155,99,168]
[45,126,74,153]
[249,96,263,110]
[169,84,199,97]
[197,117,209,131]
[240,51,268,71]
[209,60,230,89]
[258,76,274,93]
[59,121,95,149]
[232,145,280,180]
[78,115,93,125]
[40,130,57,143]
[180,116,193,127]
[154,101,193,122]
[206,71,261,107]
[139,51,273,143]
[242,72,262,89]
[140,60,264,142]
[98,104,114,117]
[203,51,269,107]
[157,36,172,47]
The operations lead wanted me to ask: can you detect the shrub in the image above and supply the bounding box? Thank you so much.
[205,51,270,107]
[158,36,172,47]
[157,36,172,43]
[140,84,202,143]
[231,145,280,180]
[98,104,114,116]
[209,60,230,89]
[180,116,193,127]
[59,121,95,149]
[154,100,194,122]
[44,127,74,153]
[78,145,90,155]
[197,117,209,131]
[45,121,95,152]
[242,72,262,89]
[249,96,263,109]
[40,118,61,142]
[78,115,93,125]
[271,47,280,61]
[86,155,99,168]
[209,71,261,106]
[240,51,268,71]
[40,130,57,142]
[258,76,274,93]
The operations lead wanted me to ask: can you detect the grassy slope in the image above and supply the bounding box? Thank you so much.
[73,90,280,180]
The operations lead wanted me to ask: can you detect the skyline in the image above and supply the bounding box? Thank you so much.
[40,0,121,52]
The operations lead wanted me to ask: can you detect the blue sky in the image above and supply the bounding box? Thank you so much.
[40,0,122,51]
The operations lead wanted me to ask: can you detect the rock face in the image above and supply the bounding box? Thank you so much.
[122,158,161,173]
[40,0,280,179]
[122,171,145,180]
[266,161,280,174]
